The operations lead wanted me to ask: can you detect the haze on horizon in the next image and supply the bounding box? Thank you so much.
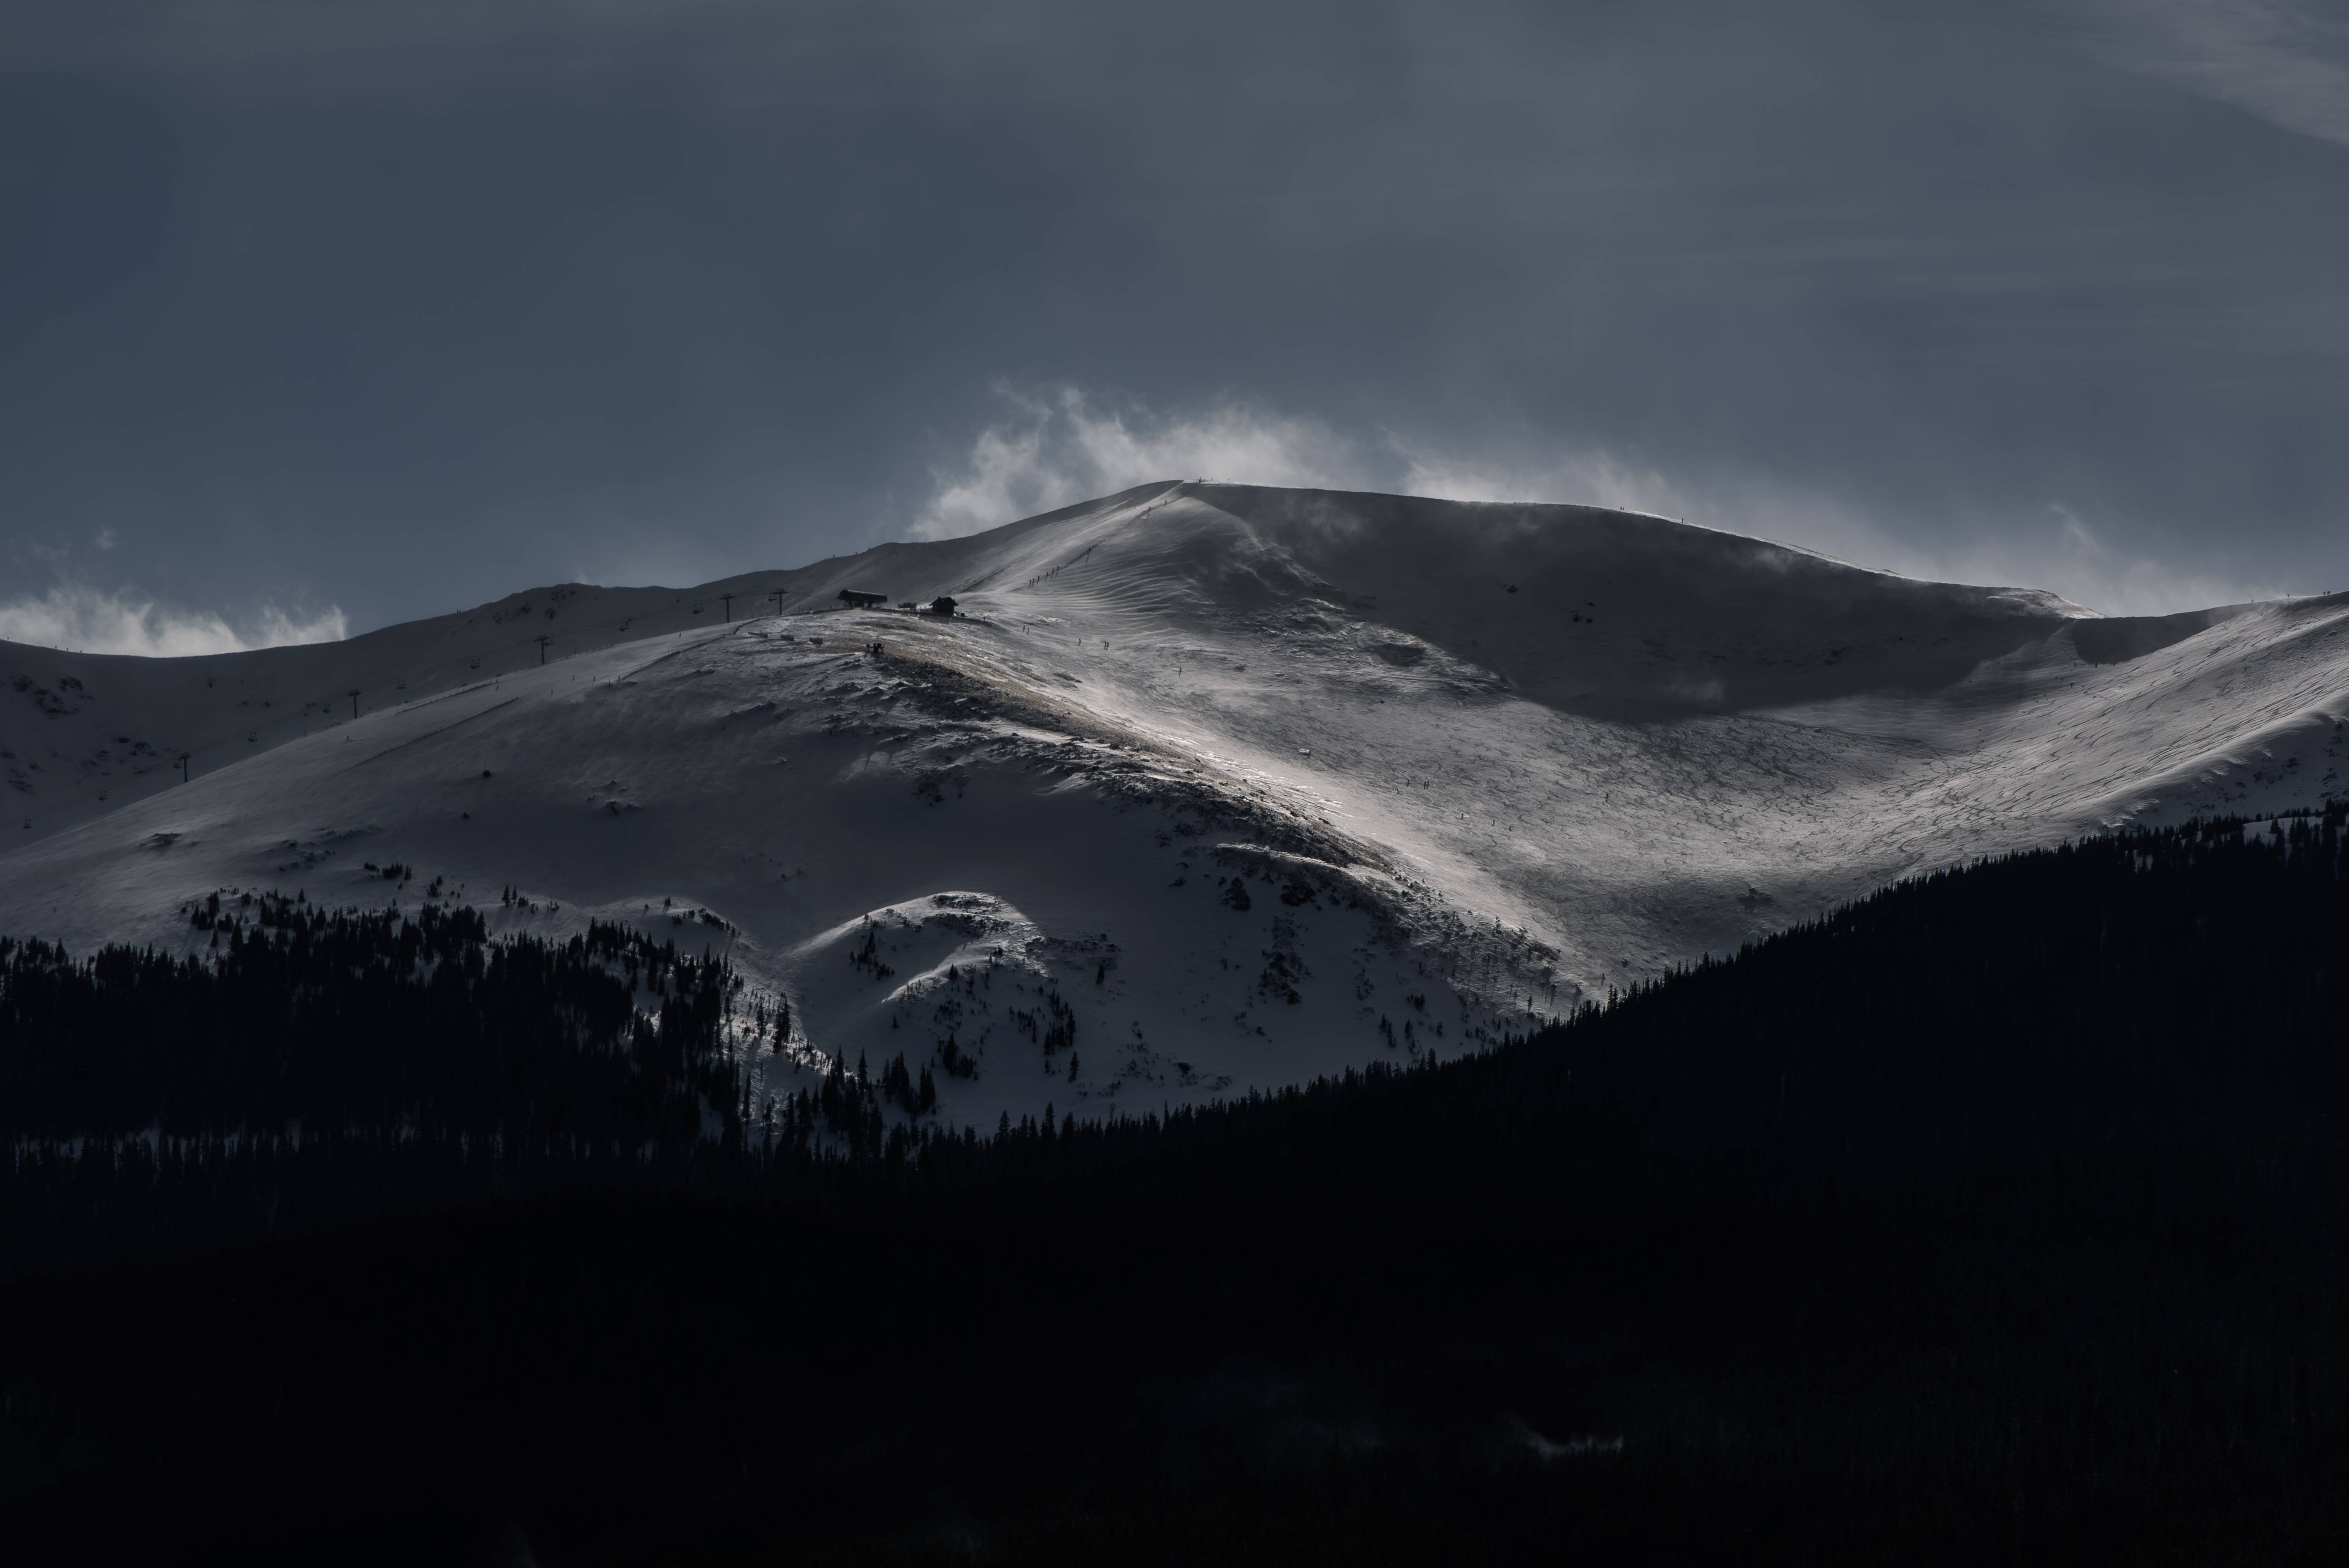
[4,0,2346,654]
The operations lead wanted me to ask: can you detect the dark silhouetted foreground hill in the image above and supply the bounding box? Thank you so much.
[5,812,2349,1563]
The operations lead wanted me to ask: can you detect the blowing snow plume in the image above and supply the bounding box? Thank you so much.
[915,387,1359,539]
[0,585,346,657]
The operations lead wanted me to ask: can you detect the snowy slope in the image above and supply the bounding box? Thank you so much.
[1,568,903,838]
[6,481,2347,1129]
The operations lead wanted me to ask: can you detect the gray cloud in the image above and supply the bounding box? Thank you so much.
[2,0,2344,633]
[2087,0,2349,148]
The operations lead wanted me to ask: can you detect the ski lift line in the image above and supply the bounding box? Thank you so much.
[343,697,524,771]
[10,611,748,833]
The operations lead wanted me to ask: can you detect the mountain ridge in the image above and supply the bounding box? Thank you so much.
[6,483,2347,1125]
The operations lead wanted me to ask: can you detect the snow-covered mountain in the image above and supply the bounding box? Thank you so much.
[6,482,2347,1126]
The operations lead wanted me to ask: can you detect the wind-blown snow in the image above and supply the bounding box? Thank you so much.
[6,483,2346,1126]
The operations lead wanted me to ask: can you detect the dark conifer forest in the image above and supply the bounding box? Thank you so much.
[6,814,2349,1563]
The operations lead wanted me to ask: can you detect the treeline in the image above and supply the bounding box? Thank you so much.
[11,813,2349,1271]
[2,896,740,1146]
[1,895,757,1269]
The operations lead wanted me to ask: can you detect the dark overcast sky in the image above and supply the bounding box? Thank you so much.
[4,0,2347,648]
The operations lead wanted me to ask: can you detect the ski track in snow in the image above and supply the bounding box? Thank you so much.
[5,482,2347,1127]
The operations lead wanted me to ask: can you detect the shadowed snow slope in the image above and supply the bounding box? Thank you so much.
[7,482,2348,1127]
